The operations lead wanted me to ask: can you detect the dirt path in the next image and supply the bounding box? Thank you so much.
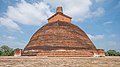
[0,56,120,67]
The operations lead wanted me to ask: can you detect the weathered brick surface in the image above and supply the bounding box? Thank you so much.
[24,22,96,51]
[48,14,71,23]
[37,50,93,57]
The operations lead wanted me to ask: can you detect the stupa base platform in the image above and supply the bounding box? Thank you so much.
[37,50,93,57]
[15,49,105,57]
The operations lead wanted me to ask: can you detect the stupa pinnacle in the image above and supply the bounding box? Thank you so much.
[48,6,72,23]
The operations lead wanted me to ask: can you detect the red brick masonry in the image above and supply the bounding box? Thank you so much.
[21,49,105,57]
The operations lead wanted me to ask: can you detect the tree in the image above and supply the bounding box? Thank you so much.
[105,52,109,56]
[116,52,120,56]
[0,51,2,55]
[107,50,116,56]
[0,45,14,56]
[105,50,120,56]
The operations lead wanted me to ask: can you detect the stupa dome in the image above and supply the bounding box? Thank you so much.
[24,21,96,51]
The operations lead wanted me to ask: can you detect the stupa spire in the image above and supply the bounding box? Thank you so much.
[48,6,72,23]
[56,6,63,13]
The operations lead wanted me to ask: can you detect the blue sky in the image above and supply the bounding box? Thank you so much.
[0,0,120,51]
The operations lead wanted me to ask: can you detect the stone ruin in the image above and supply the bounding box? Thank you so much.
[15,6,105,57]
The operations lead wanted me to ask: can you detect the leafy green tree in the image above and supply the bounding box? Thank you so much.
[105,52,109,56]
[106,50,120,56]
[116,52,120,56]
[0,51,2,55]
[107,50,116,56]
[0,45,14,56]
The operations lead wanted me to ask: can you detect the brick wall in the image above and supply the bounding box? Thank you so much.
[48,14,71,23]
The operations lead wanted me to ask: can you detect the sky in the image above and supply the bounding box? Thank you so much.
[0,0,120,51]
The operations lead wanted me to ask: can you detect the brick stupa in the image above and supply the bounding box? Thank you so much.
[15,6,105,57]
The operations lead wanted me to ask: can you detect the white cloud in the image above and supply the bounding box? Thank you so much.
[0,17,23,33]
[87,34,104,40]
[96,40,119,51]
[106,41,117,46]
[103,21,112,25]
[0,40,26,49]
[105,41,120,51]
[96,0,105,3]
[2,35,16,41]
[6,0,53,26]
[0,35,26,49]
[92,7,105,16]
[0,0,53,33]
[110,34,116,38]
[44,0,105,21]
[44,0,92,21]
[0,0,105,33]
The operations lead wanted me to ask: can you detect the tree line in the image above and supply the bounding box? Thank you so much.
[0,45,120,56]
[105,50,120,56]
[0,45,15,56]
